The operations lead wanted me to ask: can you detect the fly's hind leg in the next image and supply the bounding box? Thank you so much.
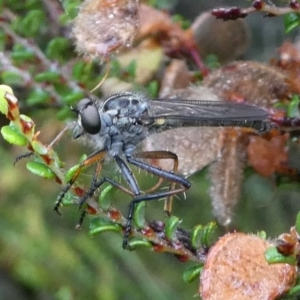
[136,151,180,216]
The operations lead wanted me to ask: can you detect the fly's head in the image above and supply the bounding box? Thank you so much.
[73,98,101,139]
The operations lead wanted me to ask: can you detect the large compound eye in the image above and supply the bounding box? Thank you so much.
[76,99,101,134]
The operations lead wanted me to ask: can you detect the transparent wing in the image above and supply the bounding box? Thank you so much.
[142,99,270,131]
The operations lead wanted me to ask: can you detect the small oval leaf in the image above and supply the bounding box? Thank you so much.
[133,201,146,229]
[127,238,152,249]
[165,216,180,240]
[182,264,203,283]
[34,71,61,83]
[26,161,55,179]
[201,222,218,248]
[46,37,70,60]
[62,91,85,105]
[31,140,49,155]
[11,50,35,62]
[191,224,203,249]
[1,125,27,146]
[89,217,122,236]
[265,246,297,265]
[287,95,300,118]
[26,89,50,106]
[295,212,300,234]
[65,165,80,183]
[98,185,114,211]
[0,85,13,115]
[1,71,24,86]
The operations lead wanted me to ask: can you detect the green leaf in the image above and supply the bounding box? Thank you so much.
[127,238,152,249]
[287,95,300,118]
[98,185,114,211]
[11,50,35,62]
[56,107,72,120]
[60,1,81,23]
[26,89,50,106]
[31,140,49,155]
[79,154,88,163]
[205,54,220,69]
[265,246,297,265]
[89,217,122,235]
[126,60,137,79]
[1,71,24,86]
[191,224,203,249]
[182,264,203,283]
[109,59,122,77]
[172,14,191,30]
[62,91,85,105]
[0,95,8,115]
[26,161,56,179]
[46,37,70,61]
[133,201,146,229]
[203,222,218,247]
[72,61,87,80]
[191,222,217,249]
[1,125,27,146]
[256,231,267,240]
[17,10,46,37]
[146,80,159,98]
[72,61,98,84]
[165,216,180,240]
[34,71,61,83]
[61,191,77,206]
[284,13,300,33]
[65,165,80,183]
[281,283,300,298]
[295,211,300,234]
[0,85,13,115]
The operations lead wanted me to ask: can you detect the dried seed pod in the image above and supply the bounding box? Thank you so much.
[200,233,297,300]
[72,0,139,60]
[191,11,250,64]
[203,61,291,107]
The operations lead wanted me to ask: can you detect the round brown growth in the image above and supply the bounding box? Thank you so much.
[192,12,249,64]
[72,0,139,60]
[200,232,296,300]
[203,61,291,107]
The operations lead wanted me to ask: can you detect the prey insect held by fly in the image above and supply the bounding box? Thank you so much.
[55,91,270,248]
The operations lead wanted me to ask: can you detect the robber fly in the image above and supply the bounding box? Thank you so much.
[55,91,270,248]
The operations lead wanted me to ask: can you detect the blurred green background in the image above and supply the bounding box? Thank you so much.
[1,0,300,299]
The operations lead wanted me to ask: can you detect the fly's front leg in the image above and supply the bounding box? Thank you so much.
[54,149,107,214]
[76,174,138,228]
[75,154,142,248]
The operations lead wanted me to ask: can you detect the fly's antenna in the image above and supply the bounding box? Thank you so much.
[90,59,110,93]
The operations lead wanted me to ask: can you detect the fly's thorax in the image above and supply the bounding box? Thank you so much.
[102,92,149,119]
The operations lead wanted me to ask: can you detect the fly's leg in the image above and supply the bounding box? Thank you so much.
[54,149,107,214]
[76,154,142,246]
[14,152,34,165]
[136,151,179,215]
[122,154,190,248]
